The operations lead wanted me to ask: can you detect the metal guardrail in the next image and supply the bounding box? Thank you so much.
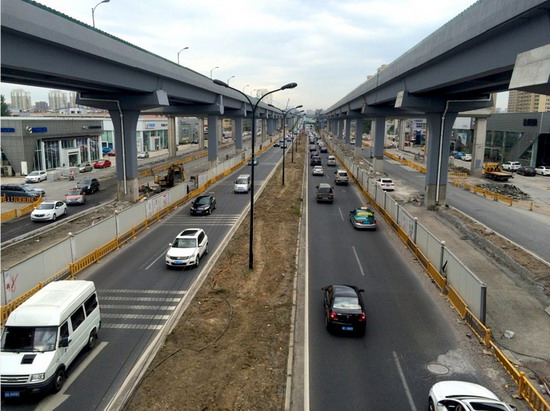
[327,136,550,411]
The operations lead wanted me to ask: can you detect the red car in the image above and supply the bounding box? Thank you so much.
[94,159,111,168]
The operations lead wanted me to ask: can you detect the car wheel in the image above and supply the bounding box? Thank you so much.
[428,398,435,411]
[205,243,209,255]
[51,368,65,393]
[87,330,98,350]
[195,255,200,268]
[63,208,67,215]
[52,213,57,221]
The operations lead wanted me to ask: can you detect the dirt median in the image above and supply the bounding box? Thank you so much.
[125,146,305,410]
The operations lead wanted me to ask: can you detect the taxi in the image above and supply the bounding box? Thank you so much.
[349,207,377,230]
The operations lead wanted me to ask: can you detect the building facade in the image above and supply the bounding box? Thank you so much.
[9,89,32,111]
[507,91,550,113]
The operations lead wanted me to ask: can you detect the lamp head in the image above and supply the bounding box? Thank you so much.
[281,82,297,90]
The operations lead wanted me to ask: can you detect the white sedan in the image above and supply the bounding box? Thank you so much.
[535,165,550,176]
[312,166,324,176]
[30,201,68,222]
[25,170,47,183]
[376,178,395,191]
[428,381,516,411]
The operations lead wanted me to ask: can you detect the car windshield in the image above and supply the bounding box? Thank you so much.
[1,326,58,353]
[79,180,91,185]
[465,400,510,410]
[28,171,40,176]
[174,238,197,248]
[333,296,361,310]
[237,178,248,184]
[356,212,373,217]
[195,197,210,205]
[318,187,331,194]
[66,190,82,196]
[36,203,55,210]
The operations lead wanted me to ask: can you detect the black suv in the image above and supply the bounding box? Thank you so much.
[76,178,100,194]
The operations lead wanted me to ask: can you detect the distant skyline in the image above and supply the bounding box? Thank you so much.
[2,0,511,111]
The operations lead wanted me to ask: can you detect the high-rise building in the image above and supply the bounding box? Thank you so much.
[507,90,550,113]
[35,101,49,111]
[10,88,32,110]
[48,90,67,110]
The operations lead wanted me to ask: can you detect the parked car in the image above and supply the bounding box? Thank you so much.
[316,183,334,203]
[516,166,536,176]
[93,159,111,168]
[25,170,47,183]
[21,184,46,197]
[535,165,550,176]
[165,228,209,269]
[349,207,377,230]
[65,188,87,205]
[502,161,521,171]
[102,146,113,154]
[78,162,93,173]
[137,151,149,159]
[322,284,366,335]
[190,195,216,215]
[312,166,324,176]
[428,381,516,411]
[106,150,116,156]
[30,201,67,222]
[76,178,100,194]
[376,178,395,191]
[461,153,472,161]
[0,184,41,199]
[452,151,464,159]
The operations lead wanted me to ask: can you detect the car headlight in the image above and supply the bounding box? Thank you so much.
[30,373,45,382]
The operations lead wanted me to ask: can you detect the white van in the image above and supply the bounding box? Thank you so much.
[234,174,251,193]
[1,280,101,397]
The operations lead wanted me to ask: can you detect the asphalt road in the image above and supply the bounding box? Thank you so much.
[362,147,550,263]
[1,144,285,410]
[305,149,479,410]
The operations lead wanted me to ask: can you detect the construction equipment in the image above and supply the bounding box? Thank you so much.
[483,162,513,181]
[154,164,184,188]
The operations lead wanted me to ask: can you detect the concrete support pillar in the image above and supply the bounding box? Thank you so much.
[108,108,140,202]
[207,114,219,168]
[398,119,407,150]
[344,119,352,145]
[338,119,344,141]
[472,117,487,176]
[373,116,386,174]
[199,117,206,150]
[218,119,224,144]
[234,117,243,154]
[425,111,458,209]
[167,116,177,158]
[261,118,267,146]
[354,118,364,159]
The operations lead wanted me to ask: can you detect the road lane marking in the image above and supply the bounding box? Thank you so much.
[100,304,176,310]
[338,207,344,222]
[101,323,164,330]
[393,351,418,411]
[100,289,185,295]
[352,246,366,276]
[100,296,181,302]
[101,313,170,320]
[305,163,310,411]
[145,250,167,270]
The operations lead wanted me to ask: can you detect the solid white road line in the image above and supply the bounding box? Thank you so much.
[304,165,310,411]
[393,351,418,411]
[338,207,344,222]
[352,246,366,276]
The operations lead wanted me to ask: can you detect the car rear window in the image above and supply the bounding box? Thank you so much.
[318,187,332,194]
[333,296,360,310]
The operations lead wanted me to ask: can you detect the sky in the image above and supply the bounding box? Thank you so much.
[2,0,508,111]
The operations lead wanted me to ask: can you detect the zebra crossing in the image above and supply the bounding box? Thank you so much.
[98,288,185,331]
[162,213,240,227]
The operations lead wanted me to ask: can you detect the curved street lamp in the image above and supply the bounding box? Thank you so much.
[281,105,302,184]
[177,46,189,65]
[227,76,236,85]
[213,79,297,269]
[243,85,250,94]
[92,0,110,28]
[210,66,219,79]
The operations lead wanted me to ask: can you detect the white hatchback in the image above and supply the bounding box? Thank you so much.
[312,166,324,176]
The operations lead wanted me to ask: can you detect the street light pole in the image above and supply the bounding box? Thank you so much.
[243,85,250,94]
[210,66,219,79]
[281,105,302,184]
[227,76,235,85]
[213,79,297,269]
[92,0,110,28]
[177,46,189,65]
